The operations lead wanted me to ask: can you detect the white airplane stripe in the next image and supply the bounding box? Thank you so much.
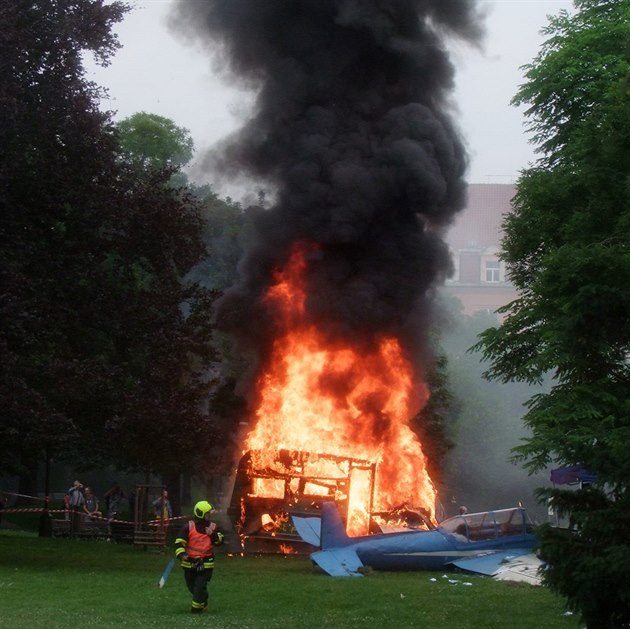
[383,550,497,557]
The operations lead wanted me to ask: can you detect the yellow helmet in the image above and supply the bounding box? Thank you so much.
[193,500,214,518]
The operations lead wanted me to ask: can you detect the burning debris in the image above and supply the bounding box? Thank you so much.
[229,449,376,553]
[228,449,434,553]
[372,504,435,533]
[171,1,483,547]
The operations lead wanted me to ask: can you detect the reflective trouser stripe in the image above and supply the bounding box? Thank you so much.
[191,600,205,609]
[180,559,214,569]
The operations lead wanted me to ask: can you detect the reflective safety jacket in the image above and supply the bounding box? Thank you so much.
[175,519,224,569]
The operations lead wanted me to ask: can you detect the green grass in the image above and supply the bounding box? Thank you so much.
[0,531,581,628]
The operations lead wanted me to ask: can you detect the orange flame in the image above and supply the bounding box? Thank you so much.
[245,243,436,534]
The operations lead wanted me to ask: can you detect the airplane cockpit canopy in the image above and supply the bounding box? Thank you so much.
[438,508,534,543]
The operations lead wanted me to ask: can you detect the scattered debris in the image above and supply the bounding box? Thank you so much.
[493,553,544,586]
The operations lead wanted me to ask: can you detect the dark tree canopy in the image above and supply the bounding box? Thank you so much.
[0,0,222,481]
[474,2,630,626]
[0,0,129,472]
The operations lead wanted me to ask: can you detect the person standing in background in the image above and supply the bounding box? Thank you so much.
[104,482,125,521]
[67,480,85,534]
[83,487,102,520]
[153,488,173,537]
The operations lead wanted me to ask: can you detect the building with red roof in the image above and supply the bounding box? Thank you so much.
[443,183,518,318]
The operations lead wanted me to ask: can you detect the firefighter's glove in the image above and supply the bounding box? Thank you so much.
[178,553,189,564]
[194,559,205,574]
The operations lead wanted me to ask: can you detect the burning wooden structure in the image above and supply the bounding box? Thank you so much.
[228,449,376,554]
[228,449,434,554]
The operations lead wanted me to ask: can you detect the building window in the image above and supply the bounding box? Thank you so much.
[447,254,460,283]
[485,260,500,283]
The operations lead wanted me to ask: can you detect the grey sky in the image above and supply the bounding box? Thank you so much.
[86,0,572,191]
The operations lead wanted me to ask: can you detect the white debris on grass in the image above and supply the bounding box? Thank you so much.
[493,553,544,586]
[429,576,473,586]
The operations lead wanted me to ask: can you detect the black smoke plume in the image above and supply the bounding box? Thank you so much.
[171,0,482,374]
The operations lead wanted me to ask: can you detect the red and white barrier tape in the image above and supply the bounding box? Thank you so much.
[0,508,65,514]
[0,506,188,526]
[1,491,193,526]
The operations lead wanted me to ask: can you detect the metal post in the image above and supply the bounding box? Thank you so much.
[38,450,52,537]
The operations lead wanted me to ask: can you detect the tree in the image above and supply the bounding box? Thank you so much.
[192,192,253,291]
[116,111,194,175]
[92,171,221,477]
[473,2,630,626]
[410,351,455,493]
[0,1,223,488]
[0,0,130,479]
[109,128,270,484]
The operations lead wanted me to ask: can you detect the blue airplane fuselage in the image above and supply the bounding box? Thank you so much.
[300,501,538,575]
[345,528,533,571]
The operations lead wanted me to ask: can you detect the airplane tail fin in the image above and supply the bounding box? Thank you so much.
[320,501,351,549]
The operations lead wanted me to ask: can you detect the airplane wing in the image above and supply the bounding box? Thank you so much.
[311,549,364,577]
[291,515,322,547]
[449,548,533,576]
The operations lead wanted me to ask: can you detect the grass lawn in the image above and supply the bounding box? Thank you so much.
[0,530,581,628]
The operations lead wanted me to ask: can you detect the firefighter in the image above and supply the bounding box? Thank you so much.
[174,500,224,614]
